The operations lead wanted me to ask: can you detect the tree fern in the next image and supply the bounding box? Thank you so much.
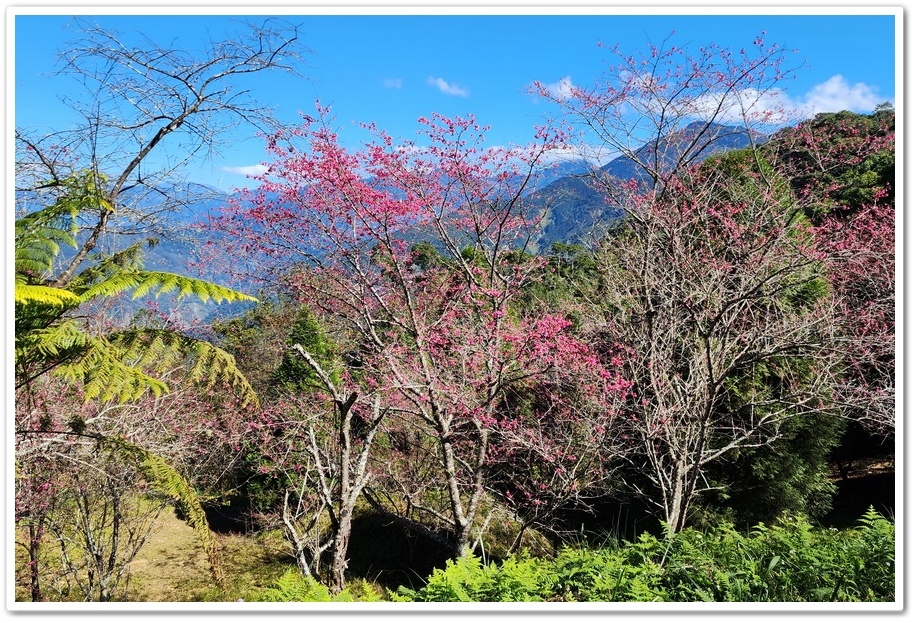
[15,172,259,406]
[17,318,258,407]
[16,174,259,596]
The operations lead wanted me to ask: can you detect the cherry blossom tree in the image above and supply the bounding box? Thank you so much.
[532,31,800,202]
[212,108,630,569]
[243,327,387,594]
[587,150,838,532]
[527,34,856,532]
[816,200,895,436]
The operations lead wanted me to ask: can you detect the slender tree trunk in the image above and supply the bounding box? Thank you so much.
[28,523,43,602]
[508,519,534,555]
[282,491,315,578]
[667,461,691,533]
[445,462,469,555]
[667,478,684,532]
[326,392,359,593]
[439,436,471,557]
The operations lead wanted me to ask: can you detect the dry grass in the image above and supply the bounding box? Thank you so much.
[123,508,293,602]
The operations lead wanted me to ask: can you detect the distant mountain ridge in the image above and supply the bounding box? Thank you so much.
[528,121,763,249]
[77,121,760,322]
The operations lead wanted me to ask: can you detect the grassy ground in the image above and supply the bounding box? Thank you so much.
[123,508,293,602]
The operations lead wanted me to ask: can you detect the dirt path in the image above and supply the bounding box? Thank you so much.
[127,509,213,601]
[126,508,293,602]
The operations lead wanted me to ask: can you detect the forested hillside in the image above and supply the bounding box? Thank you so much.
[13,19,896,604]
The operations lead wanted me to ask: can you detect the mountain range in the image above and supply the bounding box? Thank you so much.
[81,121,761,322]
[527,121,760,249]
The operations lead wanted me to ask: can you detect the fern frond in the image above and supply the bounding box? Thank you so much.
[16,169,112,274]
[185,339,260,406]
[15,281,81,308]
[15,321,167,401]
[97,436,225,590]
[15,195,81,278]
[57,336,171,403]
[14,171,259,412]
[77,270,257,306]
[15,232,73,278]
[68,239,151,290]
[15,319,90,361]
[256,569,334,602]
[17,322,258,406]
[111,329,260,408]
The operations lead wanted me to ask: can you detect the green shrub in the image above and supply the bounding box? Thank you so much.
[396,510,894,603]
[251,568,383,602]
[393,549,550,602]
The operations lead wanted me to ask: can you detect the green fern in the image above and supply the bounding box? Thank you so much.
[15,280,81,308]
[255,569,335,602]
[16,319,88,356]
[61,337,172,403]
[77,270,258,305]
[253,569,381,602]
[14,319,89,382]
[17,323,258,406]
[68,238,152,287]
[15,171,259,406]
[110,329,259,406]
[14,195,80,279]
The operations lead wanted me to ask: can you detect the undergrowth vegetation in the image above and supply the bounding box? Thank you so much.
[246,508,894,603]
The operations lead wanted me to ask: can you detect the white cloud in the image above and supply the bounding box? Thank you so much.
[383,78,403,89]
[539,144,620,167]
[797,74,889,115]
[486,143,620,169]
[671,75,889,125]
[221,164,269,177]
[682,88,794,125]
[544,76,575,100]
[427,76,469,97]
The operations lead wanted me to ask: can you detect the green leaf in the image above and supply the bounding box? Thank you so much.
[765,555,781,574]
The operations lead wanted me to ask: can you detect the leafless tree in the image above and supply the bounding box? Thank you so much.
[277,346,386,594]
[589,155,838,531]
[15,16,306,288]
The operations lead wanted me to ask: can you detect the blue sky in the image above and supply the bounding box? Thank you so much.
[12,7,899,190]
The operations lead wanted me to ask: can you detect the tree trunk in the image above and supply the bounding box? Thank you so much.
[28,523,42,602]
[329,507,353,594]
[666,463,690,532]
[439,437,472,557]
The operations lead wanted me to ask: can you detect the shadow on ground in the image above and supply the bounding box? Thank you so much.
[821,468,895,529]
